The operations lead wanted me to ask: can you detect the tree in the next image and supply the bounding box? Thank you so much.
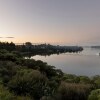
[79,76,91,84]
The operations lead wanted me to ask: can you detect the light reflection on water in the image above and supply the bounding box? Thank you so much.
[31,47,100,76]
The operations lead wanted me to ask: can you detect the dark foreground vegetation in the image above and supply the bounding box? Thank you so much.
[0,42,99,100]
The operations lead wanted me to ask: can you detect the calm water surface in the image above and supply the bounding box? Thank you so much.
[31,47,100,76]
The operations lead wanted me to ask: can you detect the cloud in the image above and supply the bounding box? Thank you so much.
[5,37,14,38]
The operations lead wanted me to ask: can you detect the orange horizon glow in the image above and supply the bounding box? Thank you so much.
[0,0,100,46]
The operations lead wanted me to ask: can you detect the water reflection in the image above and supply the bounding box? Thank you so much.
[31,47,100,76]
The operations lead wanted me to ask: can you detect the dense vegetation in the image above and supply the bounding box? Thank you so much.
[0,42,83,56]
[0,42,99,100]
[17,42,83,56]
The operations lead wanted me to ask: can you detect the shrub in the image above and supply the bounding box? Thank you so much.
[88,89,100,100]
[62,74,80,83]
[79,76,91,84]
[0,84,15,100]
[8,69,48,100]
[0,61,21,84]
[54,82,92,100]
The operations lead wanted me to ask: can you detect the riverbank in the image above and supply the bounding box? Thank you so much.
[0,49,100,100]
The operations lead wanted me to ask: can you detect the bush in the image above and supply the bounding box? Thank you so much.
[8,69,48,100]
[0,61,21,84]
[79,76,91,84]
[16,96,31,100]
[88,89,100,100]
[54,82,92,100]
[62,74,80,83]
[92,75,100,88]
[0,84,15,100]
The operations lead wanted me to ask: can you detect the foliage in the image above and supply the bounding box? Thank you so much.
[16,42,83,56]
[0,61,22,85]
[22,59,63,79]
[0,84,15,100]
[0,42,99,100]
[0,84,31,100]
[8,69,48,99]
[62,74,92,84]
[62,74,80,83]
[88,89,100,100]
[54,82,92,100]
[79,76,91,84]
[0,42,15,51]
[92,75,100,88]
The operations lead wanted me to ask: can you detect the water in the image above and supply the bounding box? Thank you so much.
[31,47,100,76]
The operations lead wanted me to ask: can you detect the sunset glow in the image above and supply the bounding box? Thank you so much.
[0,0,100,45]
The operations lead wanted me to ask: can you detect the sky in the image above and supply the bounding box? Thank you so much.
[0,0,100,45]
